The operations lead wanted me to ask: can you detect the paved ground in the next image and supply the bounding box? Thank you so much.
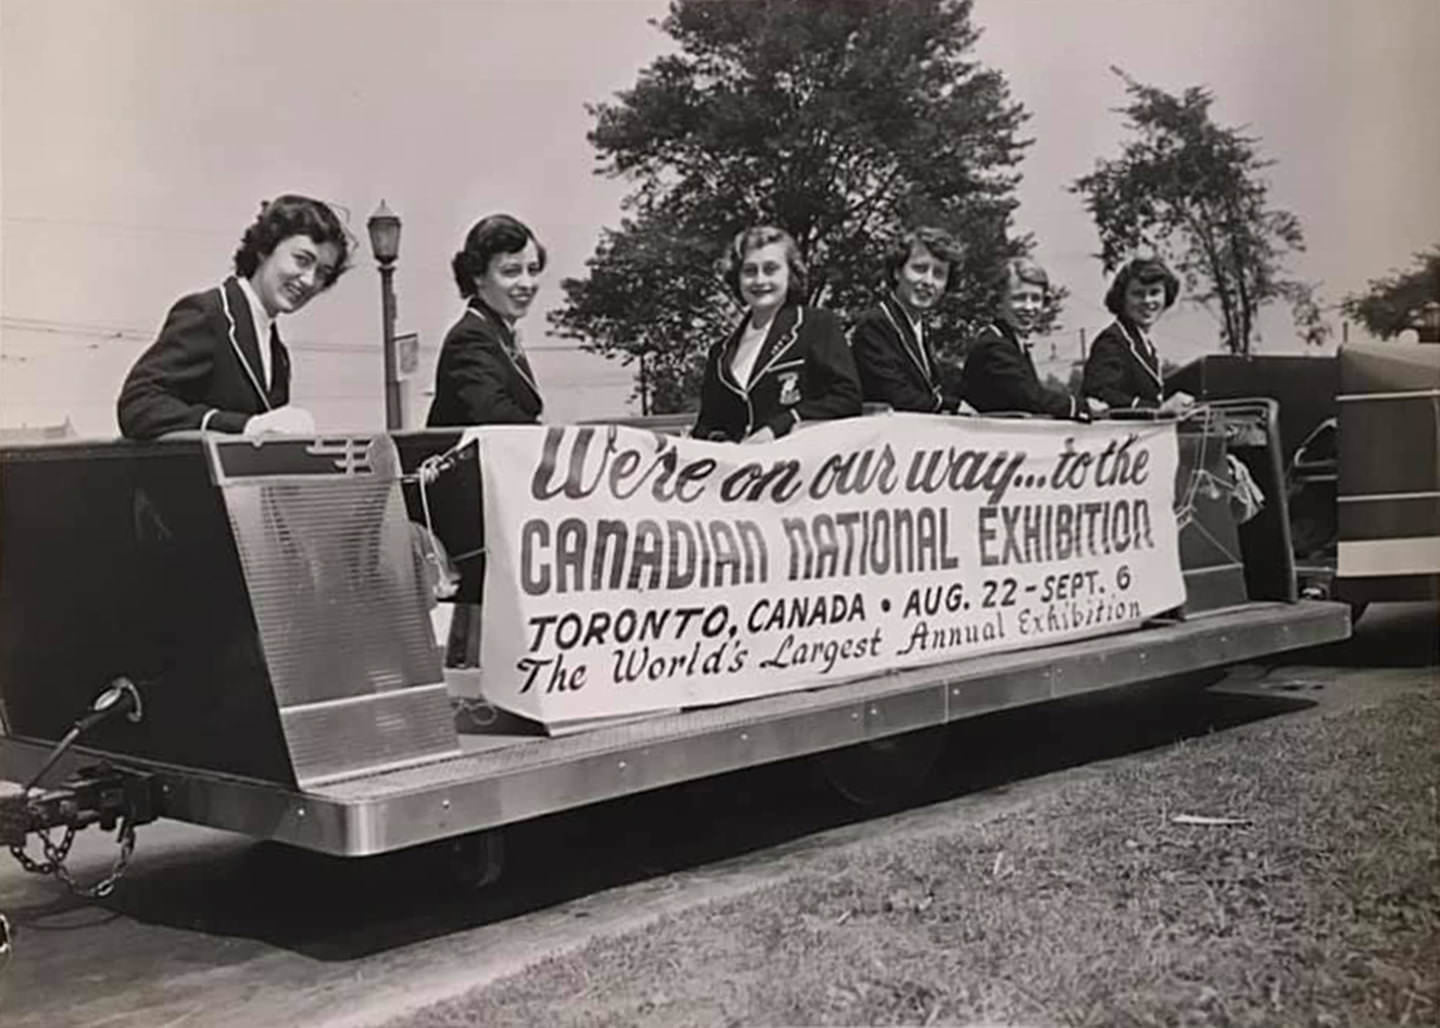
[0,602,1433,1027]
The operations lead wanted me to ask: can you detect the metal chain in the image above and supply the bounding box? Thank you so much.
[56,819,137,899]
[8,817,138,899]
[9,823,78,876]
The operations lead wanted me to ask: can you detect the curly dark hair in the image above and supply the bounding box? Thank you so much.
[1104,257,1181,317]
[232,194,351,288]
[721,225,808,307]
[884,226,963,292]
[452,214,547,299]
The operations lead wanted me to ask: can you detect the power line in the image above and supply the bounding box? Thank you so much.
[2,315,150,340]
[1,215,233,238]
[1,317,620,359]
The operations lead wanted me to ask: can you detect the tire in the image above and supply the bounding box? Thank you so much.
[415,829,506,890]
[817,727,948,809]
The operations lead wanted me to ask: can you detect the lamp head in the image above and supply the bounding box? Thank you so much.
[367,199,401,266]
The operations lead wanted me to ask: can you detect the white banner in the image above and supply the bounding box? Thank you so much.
[475,415,1184,728]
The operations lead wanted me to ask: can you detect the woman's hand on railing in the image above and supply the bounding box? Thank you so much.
[1161,391,1196,414]
[243,405,316,437]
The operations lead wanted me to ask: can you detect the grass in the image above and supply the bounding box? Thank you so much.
[385,688,1439,1027]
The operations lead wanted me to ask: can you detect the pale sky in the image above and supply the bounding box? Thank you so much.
[2,0,1437,434]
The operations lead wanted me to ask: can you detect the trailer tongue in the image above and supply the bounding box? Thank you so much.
[0,410,1348,887]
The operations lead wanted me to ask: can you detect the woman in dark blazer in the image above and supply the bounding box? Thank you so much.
[117,195,350,440]
[1082,257,1192,413]
[428,214,546,427]
[959,258,1082,420]
[851,226,964,414]
[692,225,861,444]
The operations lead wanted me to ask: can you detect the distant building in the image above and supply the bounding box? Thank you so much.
[0,418,77,444]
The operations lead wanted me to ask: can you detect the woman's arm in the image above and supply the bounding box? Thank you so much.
[118,292,245,439]
[966,331,1077,418]
[1082,332,1155,409]
[689,342,725,440]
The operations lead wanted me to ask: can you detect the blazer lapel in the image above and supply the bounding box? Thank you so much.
[716,318,750,398]
[749,305,802,387]
[990,322,1029,363]
[268,325,290,406]
[880,295,932,384]
[219,276,273,410]
[468,301,543,409]
[1116,319,1164,388]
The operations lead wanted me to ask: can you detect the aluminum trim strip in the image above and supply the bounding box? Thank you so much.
[1338,491,1440,503]
[283,683,450,714]
[1338,537,1440,576]
[1336,389,1440,402]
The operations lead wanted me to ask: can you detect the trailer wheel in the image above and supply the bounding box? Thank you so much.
[818,727,947,809]
[439,829,506,890]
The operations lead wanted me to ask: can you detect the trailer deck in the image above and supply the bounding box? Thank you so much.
[0,599,1345,856]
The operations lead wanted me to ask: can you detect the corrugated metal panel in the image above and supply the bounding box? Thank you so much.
[217,437,458,787]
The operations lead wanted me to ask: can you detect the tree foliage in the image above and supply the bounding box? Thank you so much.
[1072,68,1326,355]
[1341,246,1440,340]
[551,0,1036,412]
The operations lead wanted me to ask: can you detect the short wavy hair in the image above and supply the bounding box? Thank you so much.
[722,225,808,307]
[451,214,547,299]
[884,226,963,291]
[232,195,351,288]
[1104,257,1180,317]
[994,257,1050,305]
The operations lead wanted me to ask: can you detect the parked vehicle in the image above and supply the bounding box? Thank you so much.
[1173,342,1440,622]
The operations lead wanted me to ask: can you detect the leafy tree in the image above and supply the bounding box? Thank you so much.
[552,0,1037,413]
[1341,246,1440,340]
[1072,68,1327,356]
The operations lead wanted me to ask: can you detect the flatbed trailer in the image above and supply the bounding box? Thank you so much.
[0,411,1348,887]
[0,600,1342,858]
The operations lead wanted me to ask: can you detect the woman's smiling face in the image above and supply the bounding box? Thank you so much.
[475,239,543,322]
[894,241,949,315]
[249,235,340,317]
[1123,278,1169,329]
[999,277,1046,338]
[738,241,791,318]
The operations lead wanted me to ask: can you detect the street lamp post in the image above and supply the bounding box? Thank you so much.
[367,200,403,429]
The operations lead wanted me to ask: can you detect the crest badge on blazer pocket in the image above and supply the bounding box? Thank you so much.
[778,371,801,406]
